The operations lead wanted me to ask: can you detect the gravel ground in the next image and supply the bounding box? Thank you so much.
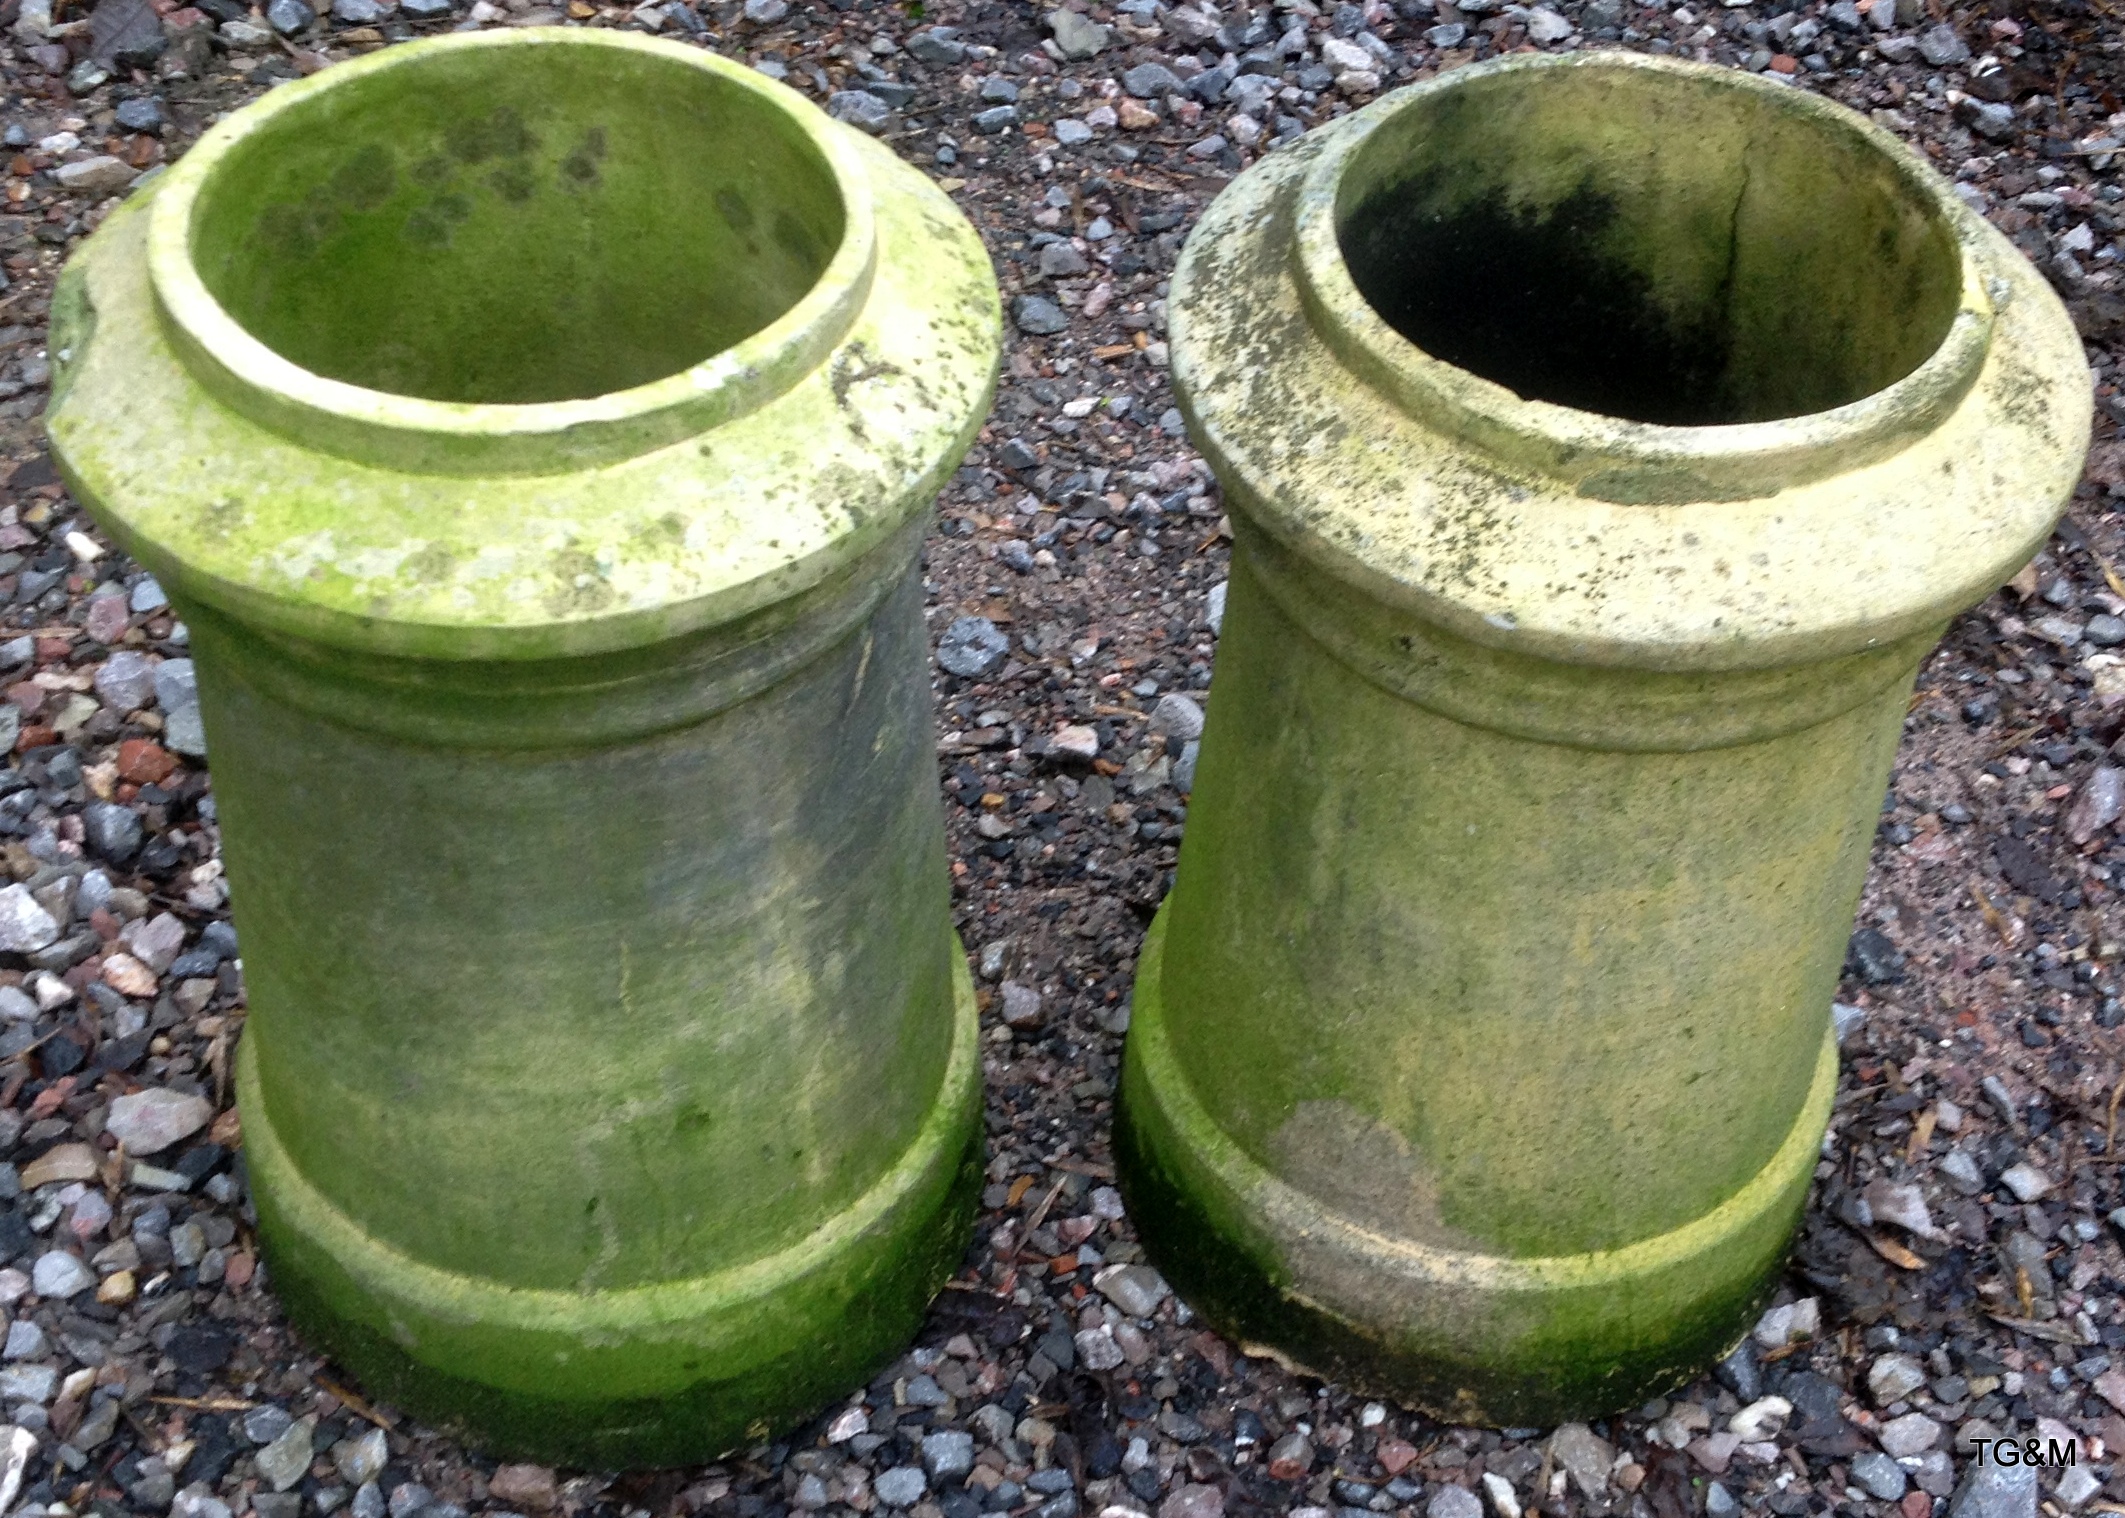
[0,3,2115,1518]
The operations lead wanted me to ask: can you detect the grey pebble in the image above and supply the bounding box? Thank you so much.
[1878,1412,1943,1457]
[334,1428,389,1487]
[112,95,165,134]
[921,1430,974,1483]
[0,1362,56,1403]
[152,657,196,714]
[1047,8,1108,58]
[243,1405,295,1445]
[93,650,156,712]
[1945,1458,2034,1518]
[1869,1352,1928,1405]
[939,615,1010,677]
[1012,295,1068,336]
[255,1419,314,1493]
[999,981,1043,1029]
[82,800,141,864]
[53,156,131,195]
[1074,1325,1124,1370]
[0,885,57,955]
[1174,739,1200,793]
[31,1249,94,1299]
[165,701,208,756]
[2000,1161,2052,1202]
[873,1466,926,1508]
[2032,614,2083,648]
[827,90,892,135]
[1917,20,1968,63]
[1939,1147,1986,1195]
[1426,1487,1479,1518]
[1095,1262,1170,1317]
[172,1487,232,1518]
[1149,692,1204,740]
[1851,1452,1908,1501]
[1122,62,1182,97]
[905,26,965,65]
[1961,98,2017,140]
[1040,242,1089,278]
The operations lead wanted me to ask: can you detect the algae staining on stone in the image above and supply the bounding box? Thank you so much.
[257,145,399,261]
[488,161,537,205]
[258,198,342,263]
[331,143,400,212]
[829,342,903,409]
[391,106,549,229]
[543,545,617,618]
[715,187,756,233]
[772,210,826,280]
[410,152,455,189]
[195,496,246,547]
[403,193,472,251]
[43,266,94,409]
[1989,351,2065,446]
[1268,1099,1492,1254]
[1342,171,1739,428]
[1421,466,1517,600]
[400,540,462,586]
[263,527,344,587]
[448,105,537,167]
[630,512,688,556]
[560,127,608,191]
[828,344,909,448]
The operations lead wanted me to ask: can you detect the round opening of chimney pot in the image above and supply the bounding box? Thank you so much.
[1333,65,1965,428]
[184,41,848,406]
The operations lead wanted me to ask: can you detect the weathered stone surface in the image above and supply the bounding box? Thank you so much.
[1119,50,2089,1426]
[45,26,1003,1469]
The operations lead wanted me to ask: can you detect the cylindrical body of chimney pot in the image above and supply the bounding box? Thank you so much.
[1122,53,2089,1425]
[46,28,1000,1466]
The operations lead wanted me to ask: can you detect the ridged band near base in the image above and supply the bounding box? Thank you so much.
[239,936,984,1467]
[1115,909,1835,1426]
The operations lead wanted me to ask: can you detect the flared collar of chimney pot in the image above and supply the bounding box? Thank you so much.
[43,28,1003,663]
[1170,51,2092,675]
